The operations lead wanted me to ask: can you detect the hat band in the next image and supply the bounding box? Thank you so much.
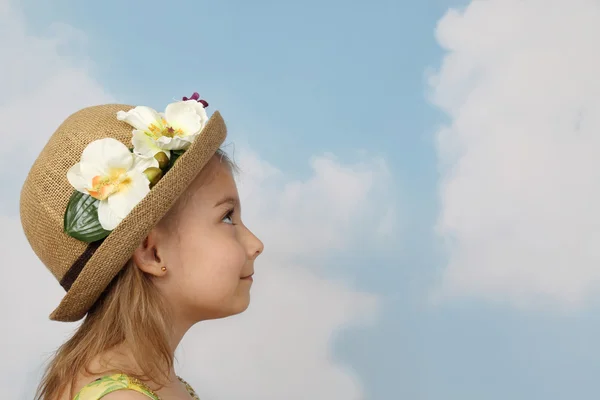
[60,240,104,291]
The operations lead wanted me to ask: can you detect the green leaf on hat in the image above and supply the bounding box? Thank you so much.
[64,191,111,243]
[166,149,185,172]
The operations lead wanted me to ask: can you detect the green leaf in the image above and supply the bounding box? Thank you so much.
[64,191,111,242]
[166,149,185,172]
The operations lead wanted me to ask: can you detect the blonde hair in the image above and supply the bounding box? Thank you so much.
[34,149,236,400]
[35,258,174,400]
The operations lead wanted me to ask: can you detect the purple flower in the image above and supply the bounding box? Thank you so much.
[182,92,209,108]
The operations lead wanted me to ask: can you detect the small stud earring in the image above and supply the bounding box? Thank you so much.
[161,266,167,272]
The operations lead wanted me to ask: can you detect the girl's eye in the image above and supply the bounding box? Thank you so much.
[222,209,234,225]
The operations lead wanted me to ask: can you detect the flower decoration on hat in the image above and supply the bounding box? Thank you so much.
[183,92,209,108]
[117,97,208,158]
[64,95,209,243]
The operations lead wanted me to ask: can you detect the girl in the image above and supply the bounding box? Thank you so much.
[20,93,264,400]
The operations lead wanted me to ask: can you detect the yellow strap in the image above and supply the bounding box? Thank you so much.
[73,374,158,400]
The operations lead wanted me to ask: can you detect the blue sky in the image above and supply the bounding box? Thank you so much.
[5,0,600,399]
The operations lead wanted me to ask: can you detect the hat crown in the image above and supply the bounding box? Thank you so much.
[20,104,135,282]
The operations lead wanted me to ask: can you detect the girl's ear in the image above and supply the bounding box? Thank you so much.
[132,229,167,277]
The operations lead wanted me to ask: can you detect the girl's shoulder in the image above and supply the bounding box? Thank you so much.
[73,373,200,400]
[73,373,157,400]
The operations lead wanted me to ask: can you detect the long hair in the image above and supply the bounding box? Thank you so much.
[34,148,236,400]
[34,258,174,400]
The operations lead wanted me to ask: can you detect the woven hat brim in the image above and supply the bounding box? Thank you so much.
[49,111,227,322]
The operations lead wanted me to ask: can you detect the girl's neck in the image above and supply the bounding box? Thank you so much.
[92,316,193,381]
[95,343,177,380]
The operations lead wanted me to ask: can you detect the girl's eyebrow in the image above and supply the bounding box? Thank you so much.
[213,195,238,208]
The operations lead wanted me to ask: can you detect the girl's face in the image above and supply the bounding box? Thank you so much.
[133,155,264,323]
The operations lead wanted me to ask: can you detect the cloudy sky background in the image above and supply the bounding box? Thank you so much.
[2,0,600,398]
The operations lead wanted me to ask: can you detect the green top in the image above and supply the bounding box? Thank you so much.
[73,373,199,400]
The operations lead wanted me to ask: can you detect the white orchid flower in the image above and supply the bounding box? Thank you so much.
[66,138,158,230]
[116,100,208,159]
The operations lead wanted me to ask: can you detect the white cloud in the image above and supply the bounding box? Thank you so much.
[0,2,112,167]
[178,260,378,400]
[0,2,389,399]
[429,0,600,309]
[234,149,394,260]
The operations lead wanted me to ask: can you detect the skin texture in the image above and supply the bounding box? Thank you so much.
[70,155,264,400]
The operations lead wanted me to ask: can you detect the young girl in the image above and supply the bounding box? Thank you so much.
[20,93,264,400]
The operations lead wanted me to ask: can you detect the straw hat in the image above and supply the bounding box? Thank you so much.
[19,96,226,322]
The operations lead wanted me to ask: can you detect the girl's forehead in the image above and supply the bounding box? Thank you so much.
[189,158,239,202]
